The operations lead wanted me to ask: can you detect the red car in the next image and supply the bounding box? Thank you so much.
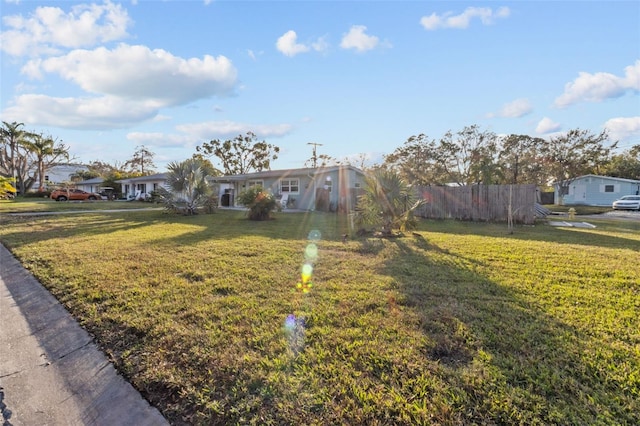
[50,188,101,201]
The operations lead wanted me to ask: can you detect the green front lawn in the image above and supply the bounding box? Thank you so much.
[0,209,638,425]
[0,198,155,213]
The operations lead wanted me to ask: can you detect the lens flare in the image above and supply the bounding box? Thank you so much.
[308,230,321,241]
[301,263,313,282]
[304,243,318,262]
[283,314,306,354]
[284,314,296,331]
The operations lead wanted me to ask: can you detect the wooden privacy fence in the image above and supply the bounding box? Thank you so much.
[416,184,537,224]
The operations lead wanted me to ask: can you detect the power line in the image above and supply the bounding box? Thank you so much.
[307,142,323,168]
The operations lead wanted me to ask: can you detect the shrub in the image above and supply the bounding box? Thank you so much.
[237,186,278,220]
[23,190,51,198]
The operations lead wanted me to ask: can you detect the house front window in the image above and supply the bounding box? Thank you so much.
[604,185,614,193]
[248,180,264,189]
[280,179,299,194]
[136,183,147,193]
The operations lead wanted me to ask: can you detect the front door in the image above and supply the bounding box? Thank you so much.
[573,184,586,202]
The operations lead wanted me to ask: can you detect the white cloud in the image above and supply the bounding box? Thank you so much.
[311,36,329,54]
[488,98,533,118]
[275,30,328,57]
[2,94,159,129]
[175,120,293,140]
[4,44,238,130]
[604,116,640,142]
[340,25,380,52]
[420,6,510,30]
[127,132,195,149]
[0,1,131,57]
[276,30,310,57]
[22,44,238,105]
[535,117,562,134]
[554,60,640,108]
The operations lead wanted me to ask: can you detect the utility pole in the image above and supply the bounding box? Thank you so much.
[307,142,323,168]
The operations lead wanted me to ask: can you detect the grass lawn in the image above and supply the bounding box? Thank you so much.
[0,198,155,213]
[0,206,638,425]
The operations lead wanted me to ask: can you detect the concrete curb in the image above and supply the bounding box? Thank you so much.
[0,243,168,426]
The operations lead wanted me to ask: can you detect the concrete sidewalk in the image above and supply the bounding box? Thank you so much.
[0,243,168,426]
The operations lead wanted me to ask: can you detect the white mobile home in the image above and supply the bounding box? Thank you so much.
[554,174,640,206]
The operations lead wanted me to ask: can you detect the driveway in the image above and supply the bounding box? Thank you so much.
[584,210,640,221]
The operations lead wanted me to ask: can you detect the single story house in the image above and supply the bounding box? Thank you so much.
[75,177,105,193]
[212,165,366,212]
[116,173,169,200]
[554,174,640,206]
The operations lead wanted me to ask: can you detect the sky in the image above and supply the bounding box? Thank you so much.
[1,1,639,172]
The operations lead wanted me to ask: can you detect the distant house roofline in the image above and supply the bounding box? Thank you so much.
[555,174,640,185]
[210,165,364,182]
[115,173,168,183]
[75,177,104,185]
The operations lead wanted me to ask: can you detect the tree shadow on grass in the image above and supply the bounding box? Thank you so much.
[379,235,638,424]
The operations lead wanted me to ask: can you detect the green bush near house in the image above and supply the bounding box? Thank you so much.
[237,186,279,220]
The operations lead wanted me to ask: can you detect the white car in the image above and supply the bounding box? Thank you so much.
[612,195,640,210]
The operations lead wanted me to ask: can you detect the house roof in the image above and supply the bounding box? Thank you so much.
[211,165,365,182]
[556,174,640,185]
[115,173,168,183]
[76,177,104,185]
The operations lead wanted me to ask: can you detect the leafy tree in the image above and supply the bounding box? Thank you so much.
[69,168,100,182]
[354,169,424,235]
[196,132,280,175]
[386,126,500,186]
[125,145,156,175]
[602,144,640,180]
[157,158,216,215]
[237,186,279,221]
[438,125,500,185]
[540,129,616,202]
[498,134,546,185]
[22,133,70,191]
[191,154,223,177]
[384,134,447,185]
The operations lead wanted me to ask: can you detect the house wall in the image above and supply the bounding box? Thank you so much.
[556,176,640,206]
[33,164,88,189]
[120,179,170,199]
[227,167,365,211]
[77,181,103,193]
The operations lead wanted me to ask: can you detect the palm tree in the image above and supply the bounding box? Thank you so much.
[159,158,216,215]
[0,121,26,183]
[354,169,424,235]
[22,133,70,192]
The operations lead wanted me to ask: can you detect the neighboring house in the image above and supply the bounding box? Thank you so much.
[32,163,89,190]
[75,177,105,193]
[554,174,640,206]
[212,165,366,212]
[116,173,169,200]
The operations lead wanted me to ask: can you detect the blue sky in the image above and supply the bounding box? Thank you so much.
[1,1,639,171]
